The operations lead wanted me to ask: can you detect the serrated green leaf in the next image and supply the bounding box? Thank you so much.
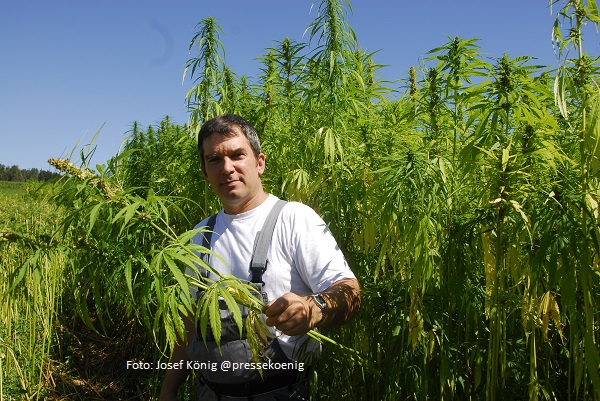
[88,202,102,235]
[168,246,204,271]
[554,75,569,120]
[163,252,191,304]
[77,288,95,332]
[8,260,29,292]
[199,292,210,345]
[245,313,261,366]
[209,290,221,350]
[124,259,134,299]
[218,286,243,338]
[587,0,599,20]
[124,201,141,226]
[584,332,600,390]
[33,267,41,287]
[111,199,142,231]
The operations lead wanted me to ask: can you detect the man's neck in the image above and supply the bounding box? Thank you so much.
[223,190,269,215]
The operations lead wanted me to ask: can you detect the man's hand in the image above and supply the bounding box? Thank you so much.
[157,315,195,401]
[263,293,322,336]
[263,278,361,337]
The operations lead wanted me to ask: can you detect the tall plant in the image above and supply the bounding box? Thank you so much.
[184,17,227,134]
[551,0,600,398]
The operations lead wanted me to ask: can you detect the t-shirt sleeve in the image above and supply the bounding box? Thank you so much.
[286,203,356,293]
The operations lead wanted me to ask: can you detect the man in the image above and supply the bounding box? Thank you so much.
[159,114,360,400]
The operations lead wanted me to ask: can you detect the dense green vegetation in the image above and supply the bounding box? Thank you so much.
[1,0,599,400]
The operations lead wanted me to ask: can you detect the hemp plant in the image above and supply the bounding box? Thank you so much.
[550,1,600,398]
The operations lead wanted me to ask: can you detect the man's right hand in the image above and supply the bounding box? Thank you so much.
[158,315,195,401]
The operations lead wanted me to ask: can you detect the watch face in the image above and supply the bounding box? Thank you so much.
[313,294,327,309]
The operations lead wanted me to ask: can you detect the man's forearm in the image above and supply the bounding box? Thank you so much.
[158,344,190,400]
[319,278,361,329]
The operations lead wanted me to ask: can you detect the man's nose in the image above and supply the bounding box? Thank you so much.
[222,157,235,173]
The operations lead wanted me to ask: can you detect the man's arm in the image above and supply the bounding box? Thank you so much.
[158,315,195,401]
[316,277,361,328]
[263,278,361,336]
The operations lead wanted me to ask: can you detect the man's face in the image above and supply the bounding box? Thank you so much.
[201,127,266,214]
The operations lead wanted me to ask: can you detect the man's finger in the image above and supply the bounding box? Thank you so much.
[263,296,290,317]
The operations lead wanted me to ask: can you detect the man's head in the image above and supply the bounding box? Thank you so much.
[198,114,267,214]
[197,114,261,170]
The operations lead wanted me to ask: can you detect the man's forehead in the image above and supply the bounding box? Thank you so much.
[204,132,251,153]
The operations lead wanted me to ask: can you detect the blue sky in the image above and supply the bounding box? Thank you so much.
[1,1,598,171]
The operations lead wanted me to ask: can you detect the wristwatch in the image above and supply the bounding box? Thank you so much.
[310,294,328,325]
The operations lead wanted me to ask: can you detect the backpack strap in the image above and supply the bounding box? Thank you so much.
[250,199,287,285]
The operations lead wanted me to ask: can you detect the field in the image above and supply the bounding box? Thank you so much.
[1,0,600,400]
[1,181,63,399]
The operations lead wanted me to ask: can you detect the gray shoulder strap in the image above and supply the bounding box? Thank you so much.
[250,199,287,284]
[199,214,218,279]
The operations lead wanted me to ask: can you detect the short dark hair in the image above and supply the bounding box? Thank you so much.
[197,114,261,168]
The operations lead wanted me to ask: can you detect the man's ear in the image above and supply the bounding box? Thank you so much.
[201,163,208,178]
[257,153,266,175]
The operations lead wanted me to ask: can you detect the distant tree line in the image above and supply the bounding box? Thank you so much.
[0,163,61,182]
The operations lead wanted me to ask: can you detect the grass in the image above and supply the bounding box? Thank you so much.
[0,181,26,195]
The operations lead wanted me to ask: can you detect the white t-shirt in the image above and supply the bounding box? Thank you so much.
[188,194,356,359]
